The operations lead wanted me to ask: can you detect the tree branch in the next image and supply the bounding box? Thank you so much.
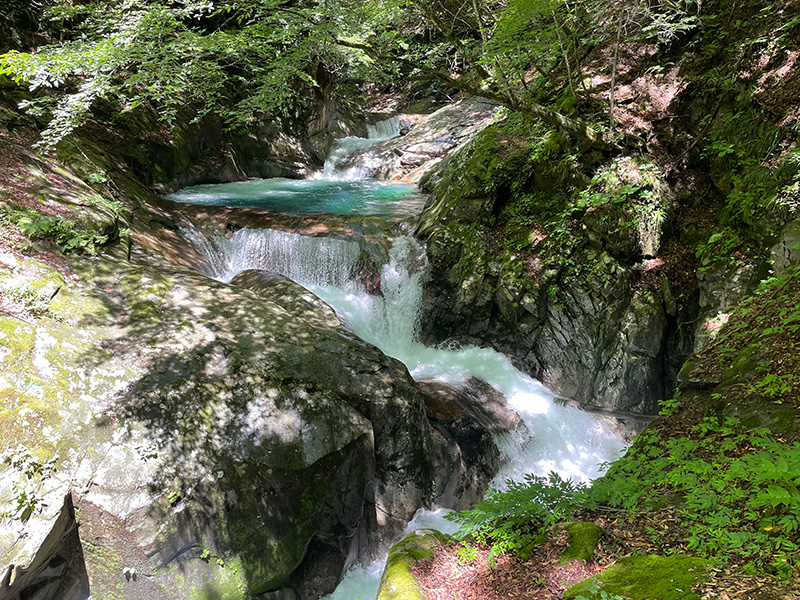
[334,38,614,151]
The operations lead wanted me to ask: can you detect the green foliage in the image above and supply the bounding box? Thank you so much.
[0,204,112,254]
[446,472,586,560]
[446,403,799,579]
[0,0,341,147]
[590,416,800,576]
[692,227,749,273]
[572,581,624,600]
[575,157,664,211]
[637,1,700,45]
[0,0,716,148]
[701,107,787,227]
[750,374,797,401]
[1,446,59,523]
[658,396,682,417]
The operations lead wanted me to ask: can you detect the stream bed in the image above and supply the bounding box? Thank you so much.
[171,123,628,600]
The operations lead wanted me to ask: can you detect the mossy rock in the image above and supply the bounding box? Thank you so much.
[416,127,503,238]
[560,521,603,564]
[0,316,36,354]
[563,554,713,600]
[377,529,453,600]
[0,403,61,461]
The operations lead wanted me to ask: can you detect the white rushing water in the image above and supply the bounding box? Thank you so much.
[185,226,626,599]
[319,116,401,179]
[179,120,625,600]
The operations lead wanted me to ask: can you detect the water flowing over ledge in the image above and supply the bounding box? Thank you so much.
[181,222,627,598]
[166,109,630,599]
[184,225,627,485]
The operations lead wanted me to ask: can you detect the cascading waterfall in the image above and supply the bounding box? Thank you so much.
[181,225,362,287]
[175,121,626,599]
[183,223,627,599]
[366,115,402,139]
[320,116,401,179]
[185,226,625,482]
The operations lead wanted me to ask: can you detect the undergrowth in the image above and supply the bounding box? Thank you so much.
[0,203,119,254]
[448,408,800,579]
[591,414,799,578]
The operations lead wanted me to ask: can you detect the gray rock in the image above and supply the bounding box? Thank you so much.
[694,260,762,352]
[338,98,502,182]
[770,218,800,277]
[0,238,435,600]
[417,378,517,509]
[417,377,524,434]
[0,494,89,600]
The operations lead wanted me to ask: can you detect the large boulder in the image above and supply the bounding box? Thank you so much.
[0,238,436,600]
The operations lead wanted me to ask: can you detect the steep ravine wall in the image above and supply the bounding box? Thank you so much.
[413,124,797,415]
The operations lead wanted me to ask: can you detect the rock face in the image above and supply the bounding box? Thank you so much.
[338,98,503,183]
[416,378,516,509]
[414,121,800,414]
[770,218,800,277]
[414,132,695,415]
[417,378,523,435]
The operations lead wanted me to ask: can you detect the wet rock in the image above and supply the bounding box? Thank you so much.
[230,269,341,330]
[416,378,519,508]
[0,247,438,600]
[420,235,685,414]
[427,416,500,509]
[415,134,692,415]
[417,377,523,434]
[338,98,502,182]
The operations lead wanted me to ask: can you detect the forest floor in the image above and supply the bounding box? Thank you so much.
[411,505,798,600]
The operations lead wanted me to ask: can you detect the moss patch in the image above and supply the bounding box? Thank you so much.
[0,403,61,460]
[560,522,603,564]
[564,554,712,600]
[378,529,453,600]
[0,316,36,354]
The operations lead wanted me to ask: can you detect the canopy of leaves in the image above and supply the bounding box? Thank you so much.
[0,0,707,149]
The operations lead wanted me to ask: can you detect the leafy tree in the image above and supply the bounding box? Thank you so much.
[0,0,705,150]
[2,0,340,147]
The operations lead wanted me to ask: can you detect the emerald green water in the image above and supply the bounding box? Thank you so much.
[166,178,426,217]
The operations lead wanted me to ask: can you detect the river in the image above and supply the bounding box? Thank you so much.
[167,119,627,600]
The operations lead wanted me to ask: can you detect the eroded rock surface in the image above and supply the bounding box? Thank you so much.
[338,98,502,183]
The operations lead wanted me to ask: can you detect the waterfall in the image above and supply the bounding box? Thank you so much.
[181,225,362,287]
[185,226,625,483]
[183,224,626,599]
[366,115,401,140]
[320,116,401,179]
